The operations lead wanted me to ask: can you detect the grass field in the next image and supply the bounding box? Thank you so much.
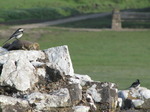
[0,0,150,22]
[0,27,150,89]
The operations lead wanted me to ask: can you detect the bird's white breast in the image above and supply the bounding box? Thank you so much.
[16,33,23,39]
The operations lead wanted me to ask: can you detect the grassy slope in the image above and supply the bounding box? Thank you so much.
[1,28,148,89]
[0,0,150,22]
[0,0,149,10]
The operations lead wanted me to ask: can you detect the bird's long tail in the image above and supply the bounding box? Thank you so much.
[2,38,11,45]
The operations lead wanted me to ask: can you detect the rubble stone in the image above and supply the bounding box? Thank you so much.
[67,84,82,105]
[44,45,74,76]
[72,106,90,112]
[27,88,71,110]
[118,87,150,109]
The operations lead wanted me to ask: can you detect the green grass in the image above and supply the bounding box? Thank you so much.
[1,28,150,89]
[1,0,150,10]
[0,0,150,22]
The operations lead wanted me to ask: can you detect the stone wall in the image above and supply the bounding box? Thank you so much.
[0,45,150,112]
[111,9,122,30]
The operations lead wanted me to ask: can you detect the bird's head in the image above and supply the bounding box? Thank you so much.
[137,79,140,83]
[18,28,24,32]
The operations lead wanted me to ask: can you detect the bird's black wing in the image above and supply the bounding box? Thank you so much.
[130,80,140,88]
[2,29,22,45]
[10,29,22,38]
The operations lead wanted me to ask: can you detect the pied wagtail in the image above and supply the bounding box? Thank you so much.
[3,28,24,45]
[129,79,140,88]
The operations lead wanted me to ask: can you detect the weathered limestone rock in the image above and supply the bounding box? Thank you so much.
[27,88,71,110]
[69,73,93,86]
[86,84,102,102]
[36,67,46,77]
[72,106,90,112]
[0,47,7,54]
[118,87,150,109]
[67,84,82,105]
[0,50,45,91]
[85,81,118,111]
[44,45,74,76]
[0,45,75,91]
[0,104,31,112]
[0,95,29,106]
[75,74,92,83]
[0,50,45,64]
[86,93,97,111]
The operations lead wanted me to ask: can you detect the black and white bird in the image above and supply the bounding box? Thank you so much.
[129,79,140,88]
[3,28,24,45]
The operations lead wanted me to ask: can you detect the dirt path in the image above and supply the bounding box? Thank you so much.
[12,12,111,29]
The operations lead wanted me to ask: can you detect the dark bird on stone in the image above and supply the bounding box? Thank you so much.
[129,79,140,88]
[3,28,24,45]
